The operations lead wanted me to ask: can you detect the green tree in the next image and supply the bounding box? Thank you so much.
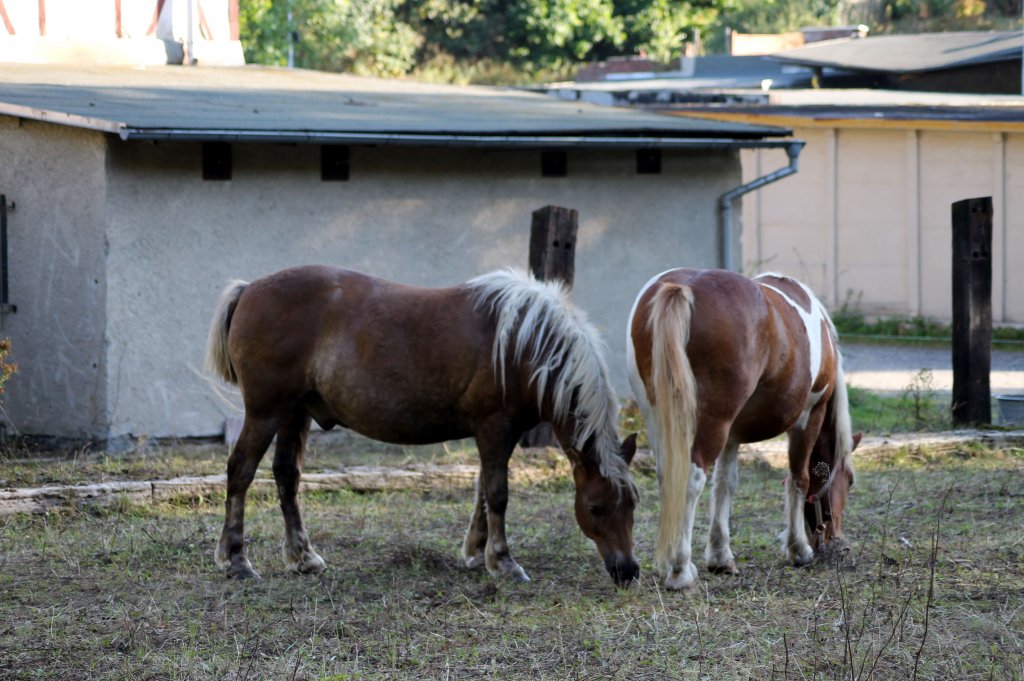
[616,0,719,62]
[239,0,422,77]
[506,0,626,66]
[712,0,841,35]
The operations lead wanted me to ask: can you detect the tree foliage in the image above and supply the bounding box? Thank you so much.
[238,0,1024,82]
[239,0,421,76]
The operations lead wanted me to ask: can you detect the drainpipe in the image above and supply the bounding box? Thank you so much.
[719,141,804,271]
[185,0,196,65]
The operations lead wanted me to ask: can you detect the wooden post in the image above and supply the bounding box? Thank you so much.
[528,205,578,287]
[520,206,578,448]
[951,197,992,426]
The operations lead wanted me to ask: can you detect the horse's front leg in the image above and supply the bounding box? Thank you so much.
[273,409,326,575]
[461,473,488,569]
[473,423,530,582]
[215,415,277,579]
[782,414,826,566]
[706,442,740,574]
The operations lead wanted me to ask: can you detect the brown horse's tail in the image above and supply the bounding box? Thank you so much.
[647,282,697,576]
[204,280,248,385]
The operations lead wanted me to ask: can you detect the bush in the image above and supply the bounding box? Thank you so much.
[0,338,15,394]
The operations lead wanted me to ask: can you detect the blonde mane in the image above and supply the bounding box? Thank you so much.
[467,269,632,491]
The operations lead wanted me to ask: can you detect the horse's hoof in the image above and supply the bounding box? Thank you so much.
[506,567,531,583]
[289,551,327,575]
[496,560,531,583]
[226,560,261,580]
[788,546,814,567]
[664,562,698,590]
[707,561,739,575]
[464,554,486,570]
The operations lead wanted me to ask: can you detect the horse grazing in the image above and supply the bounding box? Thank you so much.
[627,269,860,590]
[205,265,639,586]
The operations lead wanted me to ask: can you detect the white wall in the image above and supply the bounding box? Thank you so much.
[95,140,739,440]
[0,119,109,438]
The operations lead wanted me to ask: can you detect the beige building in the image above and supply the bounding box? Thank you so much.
[682,89,1024,325]
[0,62,791,444]
[548,33,1024,327]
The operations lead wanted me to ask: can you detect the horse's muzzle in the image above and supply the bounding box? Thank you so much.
[605,553,640,587]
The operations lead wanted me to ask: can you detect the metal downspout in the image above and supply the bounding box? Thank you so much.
[719,141,804,271]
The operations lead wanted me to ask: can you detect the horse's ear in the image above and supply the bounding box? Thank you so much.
[852,432,863,451]
[620,433,638,465]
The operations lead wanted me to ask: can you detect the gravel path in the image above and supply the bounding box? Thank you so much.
[841,342,1024,394]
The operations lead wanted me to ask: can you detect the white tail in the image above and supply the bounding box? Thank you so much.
[831,350,856,484]
[204,280,248,385]
[647,283,697,575]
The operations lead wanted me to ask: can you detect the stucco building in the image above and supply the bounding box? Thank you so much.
[0,62,791,443]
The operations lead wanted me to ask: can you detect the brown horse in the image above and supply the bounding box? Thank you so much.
[205,265,639,585]
[627,269,860,590]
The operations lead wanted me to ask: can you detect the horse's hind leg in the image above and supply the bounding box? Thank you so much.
[272,408,326,575]
[706,442,740,574]
[215,415,277,579]
[461,473,488,569]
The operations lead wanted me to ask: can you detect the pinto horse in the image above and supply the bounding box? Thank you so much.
[205,265,639,585]
[627,269,860,590]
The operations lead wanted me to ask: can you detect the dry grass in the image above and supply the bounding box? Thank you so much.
[0,438,1022,680]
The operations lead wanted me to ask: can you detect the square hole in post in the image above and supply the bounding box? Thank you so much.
[541,150,567,177]
[202,142,232,181]
[321,145,350,181]
[637,148,662,174]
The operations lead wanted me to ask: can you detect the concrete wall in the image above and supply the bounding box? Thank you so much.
[741,125,1024,325]
[0,119,109,438]
[103,140,738,439]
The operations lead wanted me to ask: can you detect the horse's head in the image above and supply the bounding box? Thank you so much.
[806,431,862,551]
[568,433,640,587]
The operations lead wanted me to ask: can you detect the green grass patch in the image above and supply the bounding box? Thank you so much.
[832,305,1024,349]
[1,439,1021,679]
[848,380,953,434]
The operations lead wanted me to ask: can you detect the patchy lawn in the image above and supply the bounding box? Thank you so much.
[0,439,1021,680]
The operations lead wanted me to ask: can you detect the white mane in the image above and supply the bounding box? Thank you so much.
[467,269,632,490]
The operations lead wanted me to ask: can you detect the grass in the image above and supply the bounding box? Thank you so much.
[831,307,1024,350]
[1,438,1022,680]
[847,372,953,434]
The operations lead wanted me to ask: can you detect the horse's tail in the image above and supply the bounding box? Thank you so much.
[204,280,248,385]
[647,282,698,576]
[830,342,856,484]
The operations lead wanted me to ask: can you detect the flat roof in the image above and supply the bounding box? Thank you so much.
[645,88,1024,132]
[0,62,791,147]
[772,31,1023,74]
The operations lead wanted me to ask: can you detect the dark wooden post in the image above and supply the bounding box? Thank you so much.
[951,197,992,426]
[528,205,578,287]
[520,206,579,448]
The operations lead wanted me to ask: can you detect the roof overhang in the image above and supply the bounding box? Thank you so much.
[114,126,800,150]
